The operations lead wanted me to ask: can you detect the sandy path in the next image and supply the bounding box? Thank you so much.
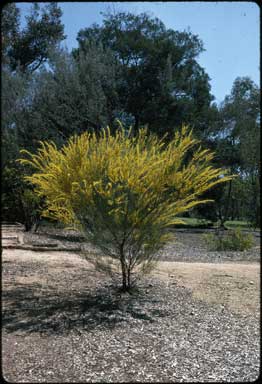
[154,261,260,313]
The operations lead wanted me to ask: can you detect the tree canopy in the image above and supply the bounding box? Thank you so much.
[2,2,65,72]
[74,12,214,137]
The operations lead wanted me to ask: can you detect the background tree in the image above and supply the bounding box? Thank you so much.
[217,77,260,227]
[1,66,28,167]
[74,12,215,137]
[194,77,260,227]
[1,64,39,227]
[1,2,20,62]
[1,2,65,226]
[2,2,65,72]
[25,44,119,144]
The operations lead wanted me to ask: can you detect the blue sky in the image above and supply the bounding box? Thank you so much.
[18,1,260,103]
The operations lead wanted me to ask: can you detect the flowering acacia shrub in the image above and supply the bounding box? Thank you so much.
[19,125,233,290]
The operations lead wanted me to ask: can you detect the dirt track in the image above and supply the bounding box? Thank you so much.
[155,261,260,313]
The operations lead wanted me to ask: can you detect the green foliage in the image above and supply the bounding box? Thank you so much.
[203,228,254,252]
[2,165,24,222]
[28,45,119,140]
[1,3,20,61]
[20,189,42,231]
[2,43,119,169]
[2,3,65,72]
[1,67,27,167]
[1,3,67,170]
[215,77,260,171]
[1,163,42,231]
[19,125,233,289]
[75,11,214,136]
[195,77,260,227]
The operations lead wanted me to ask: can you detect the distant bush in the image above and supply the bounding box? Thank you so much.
[203,228,254,251]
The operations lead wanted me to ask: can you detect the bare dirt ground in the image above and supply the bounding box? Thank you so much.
[155,261,260,314]
[2,241,260,382]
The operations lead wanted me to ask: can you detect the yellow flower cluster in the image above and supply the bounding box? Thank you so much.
[19,124,233,235]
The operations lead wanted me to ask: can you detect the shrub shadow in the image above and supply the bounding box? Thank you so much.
[43,233,85,243]
[27,231,85,243]
[2,281,168,335]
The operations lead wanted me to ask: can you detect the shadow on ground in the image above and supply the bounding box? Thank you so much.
[41,232,85,243]
[2,280,169,335]
[24,231,86,244]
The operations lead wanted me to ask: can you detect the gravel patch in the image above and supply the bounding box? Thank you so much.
[2,249,260,382]
[158,230,260,263]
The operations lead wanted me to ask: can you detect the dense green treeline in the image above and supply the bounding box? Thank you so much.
[1,3,260,229]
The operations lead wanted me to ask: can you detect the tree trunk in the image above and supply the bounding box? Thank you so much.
[134,115,140,135]
[224,178,232,221]
[120,258,132,291]
[220,178,232,229]
[33,217,41,233]
[231,199,235,221]
[127,267,131,290]
[121,263,127,291]
[120,248,128,291]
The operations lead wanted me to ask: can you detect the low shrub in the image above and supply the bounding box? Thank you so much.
[19,124,233,290]
[203,228,254,251]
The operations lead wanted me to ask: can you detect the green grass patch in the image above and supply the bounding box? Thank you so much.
[224,220,252,230]
[174,218,255,230]
[174,217,213,228]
